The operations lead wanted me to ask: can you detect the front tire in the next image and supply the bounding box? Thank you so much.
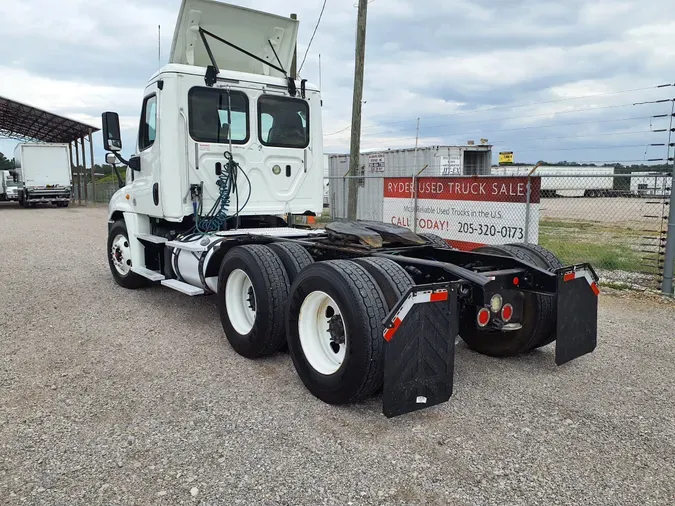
[107,220,149,289]
[217,245,289,358]
[286,260,389,405]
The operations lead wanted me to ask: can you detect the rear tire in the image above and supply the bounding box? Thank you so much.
[504,243,563,348]
[418,233,452,249]
[218,245,289,358]
[459,244,556,357]
[352,257,414,310]
[107,220,149,289]
[286,260,389,404]
[267,242,314,284]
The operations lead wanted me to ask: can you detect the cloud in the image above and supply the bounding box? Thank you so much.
[0,0,674,167]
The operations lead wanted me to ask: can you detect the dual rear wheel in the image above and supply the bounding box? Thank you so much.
[217,244,413,404]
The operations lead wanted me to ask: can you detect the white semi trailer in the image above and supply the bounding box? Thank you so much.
[13,143,72,207]
[491,165,616,198]
[101,0,599,417]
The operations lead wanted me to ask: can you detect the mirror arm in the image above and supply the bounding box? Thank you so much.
[113,152,140,171]
[112,165,124,188]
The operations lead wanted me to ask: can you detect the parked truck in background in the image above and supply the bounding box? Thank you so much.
[13,143,72,207]
[1,170,19,202]
[100,0,599,418]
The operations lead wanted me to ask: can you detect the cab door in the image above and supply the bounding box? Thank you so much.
[129,91,163,217]
[257,94,311,201]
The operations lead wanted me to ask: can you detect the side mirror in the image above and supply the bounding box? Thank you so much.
[105,153,117,165]
[101,112,122,152]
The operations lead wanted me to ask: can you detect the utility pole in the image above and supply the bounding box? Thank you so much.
[660,100,675,295]
[347,0,368,221]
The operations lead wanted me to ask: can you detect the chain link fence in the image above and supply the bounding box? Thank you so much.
[325,172,673,292]
[71,180,120,204]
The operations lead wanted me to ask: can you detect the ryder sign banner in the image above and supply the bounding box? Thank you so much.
[383,177,541,250]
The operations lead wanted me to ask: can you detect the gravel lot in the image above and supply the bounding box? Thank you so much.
[1,203,674,506]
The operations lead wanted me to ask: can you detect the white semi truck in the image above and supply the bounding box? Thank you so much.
[102,0,599,417]
[13,143,72,207]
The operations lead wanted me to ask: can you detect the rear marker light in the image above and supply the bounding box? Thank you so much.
[513,277,519,286]
[501,304,514,322]
[477,308,490,327]
[490,294,503,313]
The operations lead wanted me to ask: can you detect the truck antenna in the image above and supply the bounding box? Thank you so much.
[158,25,161,67]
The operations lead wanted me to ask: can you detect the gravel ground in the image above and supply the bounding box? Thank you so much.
[1,203,674,506]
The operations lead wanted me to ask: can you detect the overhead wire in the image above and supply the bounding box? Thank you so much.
[324,116,656,150]
[324,83,675,136]
[298,0,328,74]
[326,99,672,142]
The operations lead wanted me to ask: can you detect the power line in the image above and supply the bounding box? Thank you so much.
[298,0,328,74]
[326,104,655,142]
[324,83,675,136]
[325,116,654,149]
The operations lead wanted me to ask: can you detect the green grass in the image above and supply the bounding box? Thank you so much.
[539,219,658,274]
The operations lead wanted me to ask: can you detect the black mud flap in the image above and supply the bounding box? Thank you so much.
[381,283,458,418]
[555,264,599,366]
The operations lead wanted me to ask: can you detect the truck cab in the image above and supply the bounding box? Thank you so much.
[104,0,323,228]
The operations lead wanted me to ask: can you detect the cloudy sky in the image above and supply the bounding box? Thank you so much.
[1,0,674,166]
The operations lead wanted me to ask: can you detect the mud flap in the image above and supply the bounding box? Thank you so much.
[382,283,458,418]
[555,264,599,366]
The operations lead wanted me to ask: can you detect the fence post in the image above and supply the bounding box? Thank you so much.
[524,162,543,244]
[342,174,348,221]
[661,177,675,295]
[411,175,418,233]
[524,175,532,244]
[660,102,674,295]
[411,165,428,233]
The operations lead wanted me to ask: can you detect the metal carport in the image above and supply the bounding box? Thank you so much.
[0,95,100,205]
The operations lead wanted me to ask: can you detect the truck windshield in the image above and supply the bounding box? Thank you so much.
[258,96,309,149]
[188,88,249,144]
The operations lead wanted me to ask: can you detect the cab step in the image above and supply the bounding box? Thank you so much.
[161,279,205,296]
[136,233,168,244]
[131,266,165,281]
[165,240,207,252]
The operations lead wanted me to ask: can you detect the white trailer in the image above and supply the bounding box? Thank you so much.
[100,0,599,417]
[13,143,72,207]
[491,165,615,198]
[630,172,672,198]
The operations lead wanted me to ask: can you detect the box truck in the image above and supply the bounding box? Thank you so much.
[13,143,72,207]
[1,170,19,201]
[99,0,599,417]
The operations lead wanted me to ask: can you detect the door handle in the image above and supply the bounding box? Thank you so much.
[153,183,159,206]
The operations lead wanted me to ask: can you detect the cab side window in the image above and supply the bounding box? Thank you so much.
[139,95,157,151]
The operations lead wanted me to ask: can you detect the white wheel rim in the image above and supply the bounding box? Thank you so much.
[298,291,346,375]
[225,269,256,335]
[111,234,132,275]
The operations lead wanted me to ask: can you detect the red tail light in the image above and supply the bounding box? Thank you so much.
[477,307,490,327]
[501,304,514,322]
